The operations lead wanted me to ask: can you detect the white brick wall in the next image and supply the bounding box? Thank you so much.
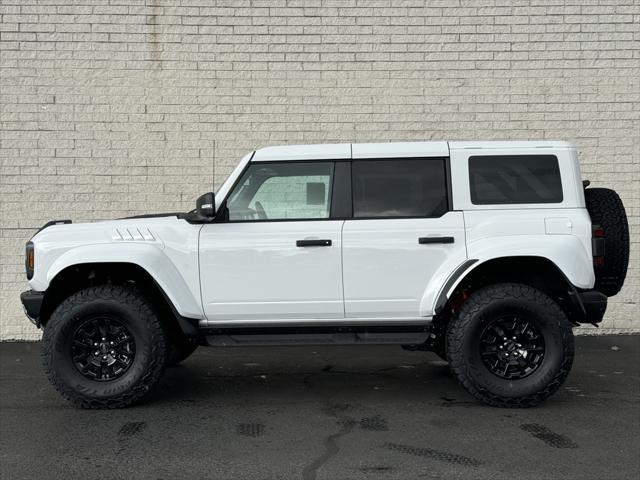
[1,0,638,340]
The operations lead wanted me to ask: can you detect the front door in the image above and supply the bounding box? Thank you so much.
[199,161,344,322]
[342,158,467,319]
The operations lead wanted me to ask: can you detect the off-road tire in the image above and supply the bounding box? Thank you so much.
[42,285,167,409]
[167,335,198,366]
[584,187,629,297]
[446,283,574,408]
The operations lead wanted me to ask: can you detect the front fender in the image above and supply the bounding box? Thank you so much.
[30,218,204,319]
[46,244,202,318]
[42,243,204,319]
[46,243,164,286]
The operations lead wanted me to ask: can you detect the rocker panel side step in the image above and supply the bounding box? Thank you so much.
[201,324,430,347]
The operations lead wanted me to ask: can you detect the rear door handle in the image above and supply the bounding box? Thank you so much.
[296,239,332,247]
[418,236,455,244]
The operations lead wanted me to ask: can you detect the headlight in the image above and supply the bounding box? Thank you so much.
[25,241,34,280]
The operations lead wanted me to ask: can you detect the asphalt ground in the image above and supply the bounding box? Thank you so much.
[1,334,639,480]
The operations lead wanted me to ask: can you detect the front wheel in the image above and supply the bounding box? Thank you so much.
[42,285,167,409]
[446,283,574,407]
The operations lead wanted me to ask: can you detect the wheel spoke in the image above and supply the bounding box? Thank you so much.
[492,325,506,338]
[73,339,90,349]
[79,361,93,373]
[113,337,130,348]
[114,357,129,368]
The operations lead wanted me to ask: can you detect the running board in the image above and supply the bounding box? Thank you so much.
[201,324,431,347]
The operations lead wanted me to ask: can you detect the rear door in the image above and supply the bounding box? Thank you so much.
[342,152,467,319]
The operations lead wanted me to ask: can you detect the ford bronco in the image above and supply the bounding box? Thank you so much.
[20,141,629,408]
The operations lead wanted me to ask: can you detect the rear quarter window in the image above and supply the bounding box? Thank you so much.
[469,155,563,205]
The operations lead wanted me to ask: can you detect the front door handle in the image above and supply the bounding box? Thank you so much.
[419,236,455,244]
[296,239,332,247]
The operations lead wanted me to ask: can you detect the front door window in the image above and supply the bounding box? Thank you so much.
[226,162,334,221]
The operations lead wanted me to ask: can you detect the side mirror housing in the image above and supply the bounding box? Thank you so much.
[196,192,215,218]
[179,192,216,223]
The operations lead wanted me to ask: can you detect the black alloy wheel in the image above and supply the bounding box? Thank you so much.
[71,315,136,381]
[479,316,545,380]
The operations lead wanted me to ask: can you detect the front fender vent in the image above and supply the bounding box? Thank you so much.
[112,228,158,242]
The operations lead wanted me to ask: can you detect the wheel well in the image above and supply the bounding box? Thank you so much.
[432,256,580,340]
[40,263,197,338]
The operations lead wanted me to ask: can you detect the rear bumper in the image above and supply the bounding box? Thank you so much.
[577,290,607,325]
[20,290,44,328]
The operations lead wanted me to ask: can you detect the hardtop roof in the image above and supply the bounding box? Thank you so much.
[251,140,574,161]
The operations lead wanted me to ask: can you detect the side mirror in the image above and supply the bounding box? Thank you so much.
[196,192,215,218]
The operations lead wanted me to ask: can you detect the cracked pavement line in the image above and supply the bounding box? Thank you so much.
[302,404,357,480]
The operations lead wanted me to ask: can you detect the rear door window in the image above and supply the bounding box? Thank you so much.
[352,159,448,218]
[469,155,563,205]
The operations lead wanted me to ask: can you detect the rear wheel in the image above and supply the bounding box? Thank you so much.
[446,283,574,407]
[42,285,167,409]
[584,187,629,297]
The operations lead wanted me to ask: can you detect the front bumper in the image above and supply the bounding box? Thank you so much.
[20,290,44,328]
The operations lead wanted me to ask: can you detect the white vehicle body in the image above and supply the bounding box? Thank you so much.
[26,140,595,328]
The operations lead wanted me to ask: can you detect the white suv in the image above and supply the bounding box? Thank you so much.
[20,141,629,408]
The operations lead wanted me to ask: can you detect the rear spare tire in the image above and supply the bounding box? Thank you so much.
[584,187,629,297]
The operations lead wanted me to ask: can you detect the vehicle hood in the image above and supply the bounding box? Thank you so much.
[30,215,189,247]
